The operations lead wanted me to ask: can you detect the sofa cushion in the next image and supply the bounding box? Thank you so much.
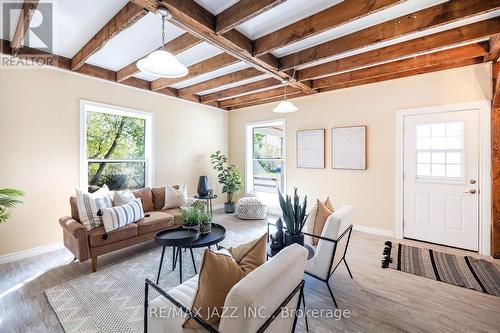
[162,208,184,224]
[101,198,145,233]
[88,223,138,247]
[137,211,175,235]
[132,188,154,212]
[152,185,180,211]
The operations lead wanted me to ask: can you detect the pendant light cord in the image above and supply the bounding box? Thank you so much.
[284,67,297,101]
[161,12,166,47]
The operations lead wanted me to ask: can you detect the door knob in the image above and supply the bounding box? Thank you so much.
[469,179,477,184]
[464,189,477,194]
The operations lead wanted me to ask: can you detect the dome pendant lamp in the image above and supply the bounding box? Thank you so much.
[273,80,298,113]
[137,7,188,78]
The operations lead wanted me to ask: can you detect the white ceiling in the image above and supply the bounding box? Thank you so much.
[2,0,498,90]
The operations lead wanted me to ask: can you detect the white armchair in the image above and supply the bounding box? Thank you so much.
[145,244,308,333]
[304,206,355,308]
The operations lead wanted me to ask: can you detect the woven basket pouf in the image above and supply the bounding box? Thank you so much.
[236,197,268,220]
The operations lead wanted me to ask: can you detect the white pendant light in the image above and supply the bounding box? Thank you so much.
[137,7,188,78]
[273,80,298,113]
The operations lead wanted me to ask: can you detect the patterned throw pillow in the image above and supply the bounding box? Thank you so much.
[76,185,113,230]
[100,198,145,233]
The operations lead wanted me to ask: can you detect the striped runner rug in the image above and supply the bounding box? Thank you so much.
[381,241,500,297]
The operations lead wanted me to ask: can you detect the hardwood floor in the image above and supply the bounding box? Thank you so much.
[1,210,499,333]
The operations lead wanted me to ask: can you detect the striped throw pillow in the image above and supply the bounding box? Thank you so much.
[76,185,113,230]
[100,198,145,233]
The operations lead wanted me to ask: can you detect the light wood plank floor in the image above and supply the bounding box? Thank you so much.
[1,211,499,333]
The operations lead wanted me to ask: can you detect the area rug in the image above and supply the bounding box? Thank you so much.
[45,230,249,333]
[381,241,500,297]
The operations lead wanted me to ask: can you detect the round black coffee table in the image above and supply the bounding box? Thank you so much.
[155,228,199,284]
[155,224,226,284]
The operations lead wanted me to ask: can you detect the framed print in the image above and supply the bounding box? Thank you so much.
[297,129,325,168]
[332,126,367,170]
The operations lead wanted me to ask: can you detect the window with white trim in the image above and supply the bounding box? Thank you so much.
[415,122,464,179]
[246,120,285,195]
[80,101,154,192]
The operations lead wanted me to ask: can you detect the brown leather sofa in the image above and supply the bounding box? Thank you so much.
[59,186,187,272]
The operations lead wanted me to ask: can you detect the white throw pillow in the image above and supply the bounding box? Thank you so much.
[76,185,113,230]
[163,184,188,209]
[100,198,145,233]
[113,190,135,206]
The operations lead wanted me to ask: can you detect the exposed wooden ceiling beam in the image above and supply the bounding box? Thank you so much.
[299,18,500,81]
[10,0,39,54]
[71,2,147,70]
[178,68,263,97]
[216,0,286,35]
[493,61,500,108]
[151,53,239,91]
[486,34,500,63]
[312,43,488,89]
[254,0,403,56]
[130,0,314,95]
[318,58,483,93]
[200,77,281,103]
[279,0,500,70]
[226,92,307,110]
[116,32,202,82]
[219,85,300,108]
[228,57,482,110]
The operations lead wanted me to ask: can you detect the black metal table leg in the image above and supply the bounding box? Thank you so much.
[156,246,166,284]
[172,246,177,270]
[189,247,197,274]
[302,288,309,332]
[178,245,183,284]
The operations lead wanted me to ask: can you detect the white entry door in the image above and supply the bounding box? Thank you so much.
[403,109,479,251]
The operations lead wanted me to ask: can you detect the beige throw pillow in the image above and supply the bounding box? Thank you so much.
[112,190,135,206]
[184,234,267,328]
[163,184,188,209]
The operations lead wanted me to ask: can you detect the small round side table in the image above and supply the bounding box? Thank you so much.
[194,194,218,218]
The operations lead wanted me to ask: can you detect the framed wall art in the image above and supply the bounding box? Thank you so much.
[297,129,325,169]
[331,126,367,170]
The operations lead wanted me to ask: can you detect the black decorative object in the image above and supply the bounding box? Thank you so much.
[197,176,209,197]
[284,231,305,246]
[270,218,285,250]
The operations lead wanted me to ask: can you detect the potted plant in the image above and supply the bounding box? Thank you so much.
[199,211,212,234]
[210,151,243,213]
[278,188,307,246]
[0,188,24,223]
[181,206,202,231]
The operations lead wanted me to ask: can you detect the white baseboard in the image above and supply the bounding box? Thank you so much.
[353,224,394,238]
[0,242,64,265]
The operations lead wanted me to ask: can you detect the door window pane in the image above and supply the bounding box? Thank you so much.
[415,122,464,179]
[252,160,284,193]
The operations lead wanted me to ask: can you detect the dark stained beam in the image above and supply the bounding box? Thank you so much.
[151,53,239,91]
[71,2,147,70]
[279,0,500,70]
[486,34,500,63]
[254,0,403,56]
[116,32,202,82]
[216,0,286,34]
[178,68,263,97]
[219,85,300,108]
[299,18,500,81]
[312,43,488,89]
[10,0,39,54]
[130,0,315,94]
[200,77,281,103]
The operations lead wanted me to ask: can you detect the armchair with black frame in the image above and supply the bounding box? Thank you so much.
[144,244,309,333]
[267,205,355,308]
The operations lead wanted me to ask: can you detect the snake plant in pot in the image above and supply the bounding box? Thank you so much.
[278,188,307,246]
